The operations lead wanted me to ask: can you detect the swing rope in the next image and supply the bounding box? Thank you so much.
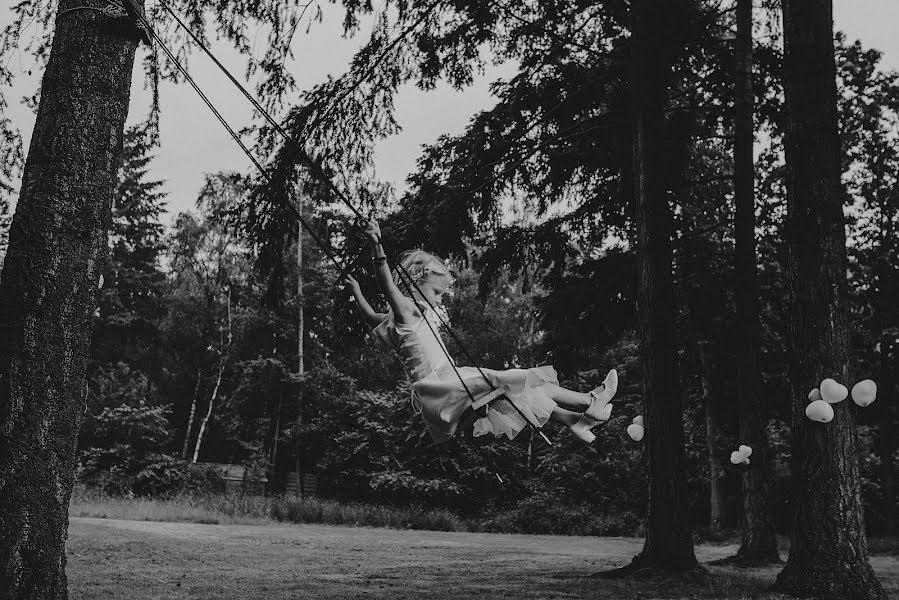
[134,3,551,445]
[140,14,351,283]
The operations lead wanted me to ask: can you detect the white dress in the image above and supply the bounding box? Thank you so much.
[374,304,558,443]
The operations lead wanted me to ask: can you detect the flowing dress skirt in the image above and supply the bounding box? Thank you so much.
[412,365,558,442]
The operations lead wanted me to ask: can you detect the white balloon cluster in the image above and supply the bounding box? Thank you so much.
[730,444,752,465]
[627,415,645,441]
[805,378,877,423]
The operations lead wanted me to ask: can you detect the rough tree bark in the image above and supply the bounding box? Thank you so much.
[0,2,141,595]
[773,0,887,597]
[732,0,780,565]
[873,184,897,537]
[620,0,698,573]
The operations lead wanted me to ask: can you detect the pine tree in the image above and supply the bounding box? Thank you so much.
[773,0,887,597]
[91,126,167,372]
[622,0,699,573]
[731,0,780,565]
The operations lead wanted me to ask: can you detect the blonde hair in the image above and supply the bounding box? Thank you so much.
[393,249,454,293]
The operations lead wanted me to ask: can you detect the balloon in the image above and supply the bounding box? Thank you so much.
[743,457,751,465]
[851,379,877,407]
[739,445,753,457]
[808,388,822,402]
[730,451,747,465]
[805,400,834,423]
[632,415,644,426]
[626,423,645,441]
[820,378,848,404]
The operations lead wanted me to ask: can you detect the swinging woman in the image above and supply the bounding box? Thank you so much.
[346,220,617,444]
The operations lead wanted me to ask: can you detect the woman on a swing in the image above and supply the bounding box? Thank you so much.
[346,219,617,444]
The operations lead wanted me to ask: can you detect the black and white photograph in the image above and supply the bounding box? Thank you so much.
[0,0,897,598]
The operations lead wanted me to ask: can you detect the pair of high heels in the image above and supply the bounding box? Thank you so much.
[570,369,618,444]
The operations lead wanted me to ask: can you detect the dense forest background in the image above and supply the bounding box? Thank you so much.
[0,2,895,541]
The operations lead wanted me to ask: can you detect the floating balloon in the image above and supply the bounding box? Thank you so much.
[729,443,751,465]
[626,423,645,441]
[632,415,644,427]
[805,399,834,423]
[820,378,848,404]
[851,379,877,407]
[808,388,823,402]
[730,450,749,465]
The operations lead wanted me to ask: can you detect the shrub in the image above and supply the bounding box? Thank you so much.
[480,491,642,536]
[269,495,464,531]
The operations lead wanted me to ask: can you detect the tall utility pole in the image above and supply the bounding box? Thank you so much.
[295,199,305,497]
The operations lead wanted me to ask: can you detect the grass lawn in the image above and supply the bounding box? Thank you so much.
[66,518,899,600]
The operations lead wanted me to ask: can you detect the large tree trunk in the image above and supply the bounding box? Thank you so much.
[0,3,140,595]
[873,182,897,537]
[732,0,780,565]
[623,0,698,572]
[773,0,887,597]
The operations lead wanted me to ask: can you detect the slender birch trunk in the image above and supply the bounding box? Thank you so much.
[192,287,232,464]
[182,364,203,460]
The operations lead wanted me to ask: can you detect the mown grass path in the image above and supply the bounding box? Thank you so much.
[67,518,899,599]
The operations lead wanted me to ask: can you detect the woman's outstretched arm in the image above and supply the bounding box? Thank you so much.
[365,220,417,324]
[345,275,386,326]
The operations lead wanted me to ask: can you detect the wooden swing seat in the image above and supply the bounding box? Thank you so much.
[456,384,511,436]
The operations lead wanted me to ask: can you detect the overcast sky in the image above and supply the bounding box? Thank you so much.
[5,0,899,222]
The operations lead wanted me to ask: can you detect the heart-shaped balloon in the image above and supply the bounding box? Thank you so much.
[851,379,877,407]
[626,423,645,441]
[739,445,752,457]
[632,415,644,426]
[808,388,822,402]
[805,399,834,423]
[729,451,749,465]
[820,378,848,404]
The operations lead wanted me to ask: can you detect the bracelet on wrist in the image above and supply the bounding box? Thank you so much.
[372,256,387,265]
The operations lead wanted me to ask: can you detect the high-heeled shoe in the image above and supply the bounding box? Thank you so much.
[569,369,618,443]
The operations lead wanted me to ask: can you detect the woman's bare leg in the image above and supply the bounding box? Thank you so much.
[541,383,594,412]
[548,405,584,426]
